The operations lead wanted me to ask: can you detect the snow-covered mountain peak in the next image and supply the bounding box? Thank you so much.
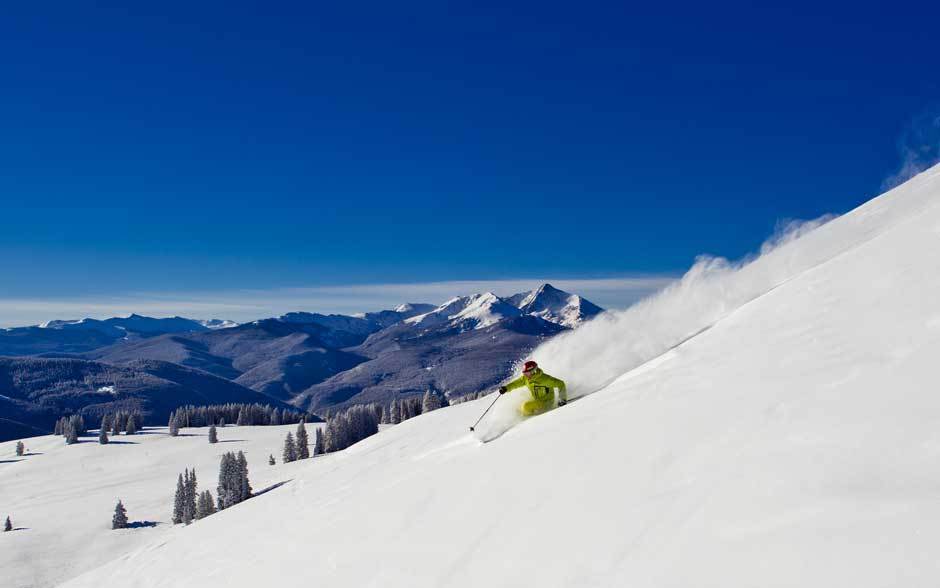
[510,283,603,327]
[406,292,521,331]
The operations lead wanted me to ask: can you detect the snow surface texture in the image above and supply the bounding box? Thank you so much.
[31,165,940,586]
[0,425,319,588]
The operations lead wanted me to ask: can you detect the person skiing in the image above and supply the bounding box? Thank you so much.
[499,360,567,416]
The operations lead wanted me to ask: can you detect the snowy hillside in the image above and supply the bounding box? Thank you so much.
[0,424,319,588]
[18,165,940,587]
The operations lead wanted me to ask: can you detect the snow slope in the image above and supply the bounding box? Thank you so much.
[0,424,320,588]
[50,165,940,586]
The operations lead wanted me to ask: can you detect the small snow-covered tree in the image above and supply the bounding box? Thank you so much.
[195,490,215,520]
[98,427,109,445]
[236,408,246,426]
[268,454,275,466]
[173,473,185,524]
[4,516,11,532]
[313,428,324,456]
[208,425,218,444]
[65,422,79,445]
[422,389,442,413]
[112,500,128,529]
[182,469,196,524]
[54,418,64,436]
[168,413,180,437]
[282,431,297,463]
[270,408,281,426]
[237,451,251,500]
[125,416,137,435]
[296,419,309,460]
[389,399,401,424]
[15,441,24,456]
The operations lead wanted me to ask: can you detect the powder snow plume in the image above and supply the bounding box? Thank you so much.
[528,214,841,398]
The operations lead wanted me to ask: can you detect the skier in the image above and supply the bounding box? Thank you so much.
[499,360,567,416]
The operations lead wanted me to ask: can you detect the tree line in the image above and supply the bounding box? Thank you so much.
[168,403,312,436]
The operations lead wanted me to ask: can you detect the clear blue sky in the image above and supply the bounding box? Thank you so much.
[1,1,938,321]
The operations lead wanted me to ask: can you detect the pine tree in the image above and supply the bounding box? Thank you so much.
[4,516,11,532]
[98,426,109,445]
[208,425,218,444]
[69,414,86,435]
[125,416,137,435]
[54,418,64,436]
[268,454,275,465]
[283,431,297,463]
[390,399,401,424]
[219,417,225,427]
[112,500,128,529]
[296,419,309,459]
[236,407,246,426]
[15,441,24,456]
[313,428,324,456]
[270,408,281,426]
[196,490,215,520]
[422,389,442,413]
[237,451,251,500]
[173,473,185,524]
[65,421,79,445]
[182,469,196,524]
[111,414,121,436]
[100,414,112,433]
[168,413,180,437]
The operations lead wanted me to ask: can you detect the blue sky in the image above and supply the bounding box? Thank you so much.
[1,1,938,325]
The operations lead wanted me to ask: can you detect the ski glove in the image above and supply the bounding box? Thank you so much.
[498,386,508,394]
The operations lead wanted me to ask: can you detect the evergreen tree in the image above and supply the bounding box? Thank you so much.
[4,516,11,532]
[268,454,276,465]
[296,419,309,459]
[173,473,185,524]
[65,421,79,445]
[54,418,64,436]
[100,413,112,433]
[236,407,246,426]
[390,399,401,424]
[111,414,121,436]
[196,490,215,520]
[208,425,218,444]
[168,413,180,437]
[283,431,297,463]
[314,428,324,456]
[183,469,196,524]
[69,414,86,435]
[112,500,128,529]
[15,441,24,456]
[98,426,109,444]
[422,389,442,413]
[270,408,281,426]
[216,451,251,509]
[125,416,137,435]
[219,417,225,427]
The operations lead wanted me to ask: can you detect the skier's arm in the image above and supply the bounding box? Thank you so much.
[502,375,527,393]
[548,375,567,402]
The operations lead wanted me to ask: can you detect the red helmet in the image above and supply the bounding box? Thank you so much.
[523,360,538,373]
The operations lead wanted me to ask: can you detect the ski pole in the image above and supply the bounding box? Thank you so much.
[469,392,501,432]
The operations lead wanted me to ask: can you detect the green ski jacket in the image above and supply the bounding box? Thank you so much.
[503,368,567,403]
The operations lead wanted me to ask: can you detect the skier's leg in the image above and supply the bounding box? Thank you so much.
[520,398,552,416]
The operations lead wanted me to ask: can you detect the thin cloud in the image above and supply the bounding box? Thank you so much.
[0,276,676,328]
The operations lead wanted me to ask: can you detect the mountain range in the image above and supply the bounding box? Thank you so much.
[0,284,603,440]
